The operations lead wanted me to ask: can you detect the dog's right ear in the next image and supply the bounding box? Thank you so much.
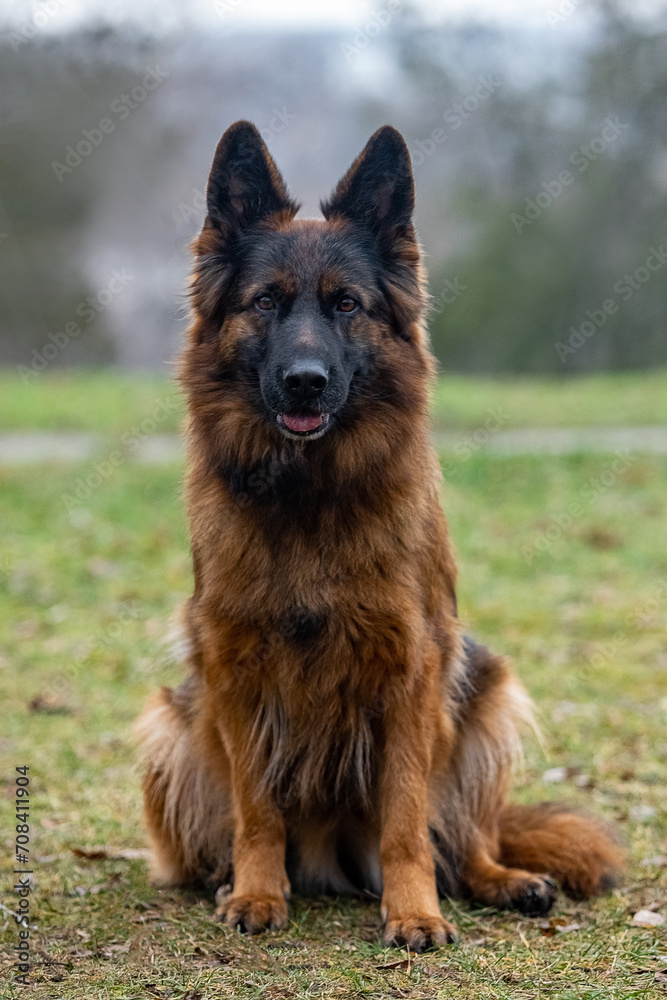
[205,120,298,237]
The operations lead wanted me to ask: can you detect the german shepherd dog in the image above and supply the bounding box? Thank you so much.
[136,121,622,950]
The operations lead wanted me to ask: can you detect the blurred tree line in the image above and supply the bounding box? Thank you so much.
[397,2,667,372]
[1,2,666,374]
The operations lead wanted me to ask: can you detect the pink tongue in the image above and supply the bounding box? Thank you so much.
[282,413,324,433]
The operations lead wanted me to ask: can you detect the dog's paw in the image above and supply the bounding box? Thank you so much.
[383,913,458,952]
[508,874,558,917]
[215,891,288,934]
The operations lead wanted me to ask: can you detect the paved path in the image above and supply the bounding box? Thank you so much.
[433,426,667,455]
[0,427,665,464]
[0,433,182,464]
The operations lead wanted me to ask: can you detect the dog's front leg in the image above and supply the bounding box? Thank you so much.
[379,671,457,951]
[213,715,290,934]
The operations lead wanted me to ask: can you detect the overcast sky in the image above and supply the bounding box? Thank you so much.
[3,0,666,34]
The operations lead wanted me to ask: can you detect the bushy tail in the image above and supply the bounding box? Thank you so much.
[498,803,624,898]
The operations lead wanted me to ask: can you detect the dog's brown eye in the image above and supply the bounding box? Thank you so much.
[255,294,274,311]
[337,297,358,313]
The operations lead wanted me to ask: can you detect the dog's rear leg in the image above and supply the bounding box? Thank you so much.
[446,640,557,915]
[498,804,623,898]
[450,640,621,912]
[135,684,234,888]
[463,830,557,916]
[464,803,623,912]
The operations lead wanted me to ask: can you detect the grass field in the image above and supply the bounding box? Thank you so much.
[1,371,666,999]
[3,367,667,433]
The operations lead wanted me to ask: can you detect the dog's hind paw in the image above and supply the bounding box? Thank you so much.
[507,874,558,917]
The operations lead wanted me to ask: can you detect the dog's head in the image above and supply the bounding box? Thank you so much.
[185,121,430,449]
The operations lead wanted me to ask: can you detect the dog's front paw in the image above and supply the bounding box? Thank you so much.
[383,913,458,952]
[215,890,288,934]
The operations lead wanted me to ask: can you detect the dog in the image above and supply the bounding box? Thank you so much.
[136,121,622,951]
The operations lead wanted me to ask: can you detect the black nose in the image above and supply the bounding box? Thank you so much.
[283,361,328,399]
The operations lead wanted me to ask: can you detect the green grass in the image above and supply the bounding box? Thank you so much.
[0,369,185,436]
[2,367,667,434]
[430,368,667,430]
[1,442,666,998]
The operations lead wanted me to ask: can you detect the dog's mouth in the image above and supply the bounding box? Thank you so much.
[276,412,331,440]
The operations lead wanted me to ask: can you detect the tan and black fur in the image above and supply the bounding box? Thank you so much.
[136,121,622,950]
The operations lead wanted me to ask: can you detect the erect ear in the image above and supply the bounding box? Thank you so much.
[205,120,298,235]
[190,122,299,333]
[320,125,415,240]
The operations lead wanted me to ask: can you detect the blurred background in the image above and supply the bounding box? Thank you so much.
[2,0,667,376]
[2,5,667,992]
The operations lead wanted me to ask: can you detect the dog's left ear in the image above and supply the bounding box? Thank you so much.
[191,122,299,333]
[320,126,415,241]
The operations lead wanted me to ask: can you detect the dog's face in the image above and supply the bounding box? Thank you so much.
[224,222,382,442]
[187,121,428,448]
